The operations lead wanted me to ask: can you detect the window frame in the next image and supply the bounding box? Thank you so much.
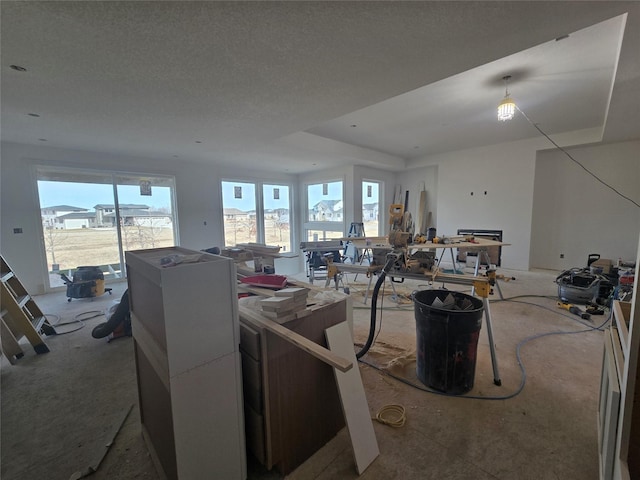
[34,165,179,291]
[362,179,382,237]
[303,179,345,242]
[220,178,294,251]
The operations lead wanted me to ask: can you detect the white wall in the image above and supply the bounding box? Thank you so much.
[406,139,540,269]
[406,128,606,270]
[530,140,640,270]
[3,134,635,293]
[396,165,438,235]
[0,142,297,293]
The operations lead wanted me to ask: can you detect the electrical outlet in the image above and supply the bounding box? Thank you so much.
[560,253,564,258]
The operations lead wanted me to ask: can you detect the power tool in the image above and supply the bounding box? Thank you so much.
[557,301,591,320]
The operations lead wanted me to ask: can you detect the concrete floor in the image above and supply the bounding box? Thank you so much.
[1,267,606,479]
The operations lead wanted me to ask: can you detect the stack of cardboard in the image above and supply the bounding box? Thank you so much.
[260,287,309,323]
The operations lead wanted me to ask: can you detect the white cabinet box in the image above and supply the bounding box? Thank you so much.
[598,234,640,480]
[126,247,246,480]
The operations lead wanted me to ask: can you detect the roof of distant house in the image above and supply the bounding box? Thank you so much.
[94,204,150,210]
[103,209,171,217]
[313,200,342,210]
[57,212,96,220]
[41,205,88,212]
[223,208,248,215]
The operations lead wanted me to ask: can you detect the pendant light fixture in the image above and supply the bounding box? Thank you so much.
[497,75,516,121]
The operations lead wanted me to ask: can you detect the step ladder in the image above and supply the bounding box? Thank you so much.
[344,222,373,284]
[1,255,55,364]
[344,222,370,264]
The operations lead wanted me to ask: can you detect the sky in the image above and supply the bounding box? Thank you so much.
[37,181,173,211]
[221,181,291,211]
[39,179,380,214]
[220,180,379,212]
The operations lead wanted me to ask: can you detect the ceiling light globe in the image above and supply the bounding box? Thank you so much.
[497,97,516,121]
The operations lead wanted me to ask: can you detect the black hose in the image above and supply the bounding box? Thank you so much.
[356,253,397,359]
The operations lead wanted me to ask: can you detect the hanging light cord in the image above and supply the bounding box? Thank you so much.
[515,104,640,209]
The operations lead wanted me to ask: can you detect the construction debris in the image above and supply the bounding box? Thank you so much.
[260,287,310,322]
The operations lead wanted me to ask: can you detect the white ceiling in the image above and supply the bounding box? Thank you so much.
[1,2,639,174]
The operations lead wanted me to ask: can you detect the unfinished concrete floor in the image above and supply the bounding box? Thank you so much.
[1,268,605,479]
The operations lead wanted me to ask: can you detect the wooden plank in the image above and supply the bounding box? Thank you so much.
[274,287,309,298]
[325,322,379,475]
[238,306,352,373]
[417,187,428,234]
[0,283,49,353]
[260,296,295,310]
[0,316,24,364]
[613,300,631,358]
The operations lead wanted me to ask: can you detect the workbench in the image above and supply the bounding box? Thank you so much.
[335,237,510,299]
[299,240,344,282]
[348,236,508,267]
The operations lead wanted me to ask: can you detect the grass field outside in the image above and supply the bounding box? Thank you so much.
[43,227,174,273]
[43,219,380,287]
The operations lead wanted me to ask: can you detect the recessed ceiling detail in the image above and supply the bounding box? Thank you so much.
[0,2,637,174]
[306,15,626,160]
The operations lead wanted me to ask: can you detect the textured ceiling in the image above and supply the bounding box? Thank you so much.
[1,1,639,174]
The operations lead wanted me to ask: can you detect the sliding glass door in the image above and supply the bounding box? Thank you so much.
[36,167,177,290]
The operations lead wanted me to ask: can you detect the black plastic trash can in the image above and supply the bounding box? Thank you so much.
[413,289,484,395]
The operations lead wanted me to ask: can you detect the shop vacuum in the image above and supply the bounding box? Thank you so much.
[60,266,112,302]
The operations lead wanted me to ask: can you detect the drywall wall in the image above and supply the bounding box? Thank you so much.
[0,142,297,293]
[405,128,604,270]
[530,140,640,270]
[395,165,438,235]
[406,139,541,270]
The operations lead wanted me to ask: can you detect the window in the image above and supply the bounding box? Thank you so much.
[36,167,177,289]
[221,181,257,246]
[362,180,381,236]
[221,180,292,252]
[305,180,344,241]
[307,181,343,222]
[263,184,292,252]
[116,174,176,252]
